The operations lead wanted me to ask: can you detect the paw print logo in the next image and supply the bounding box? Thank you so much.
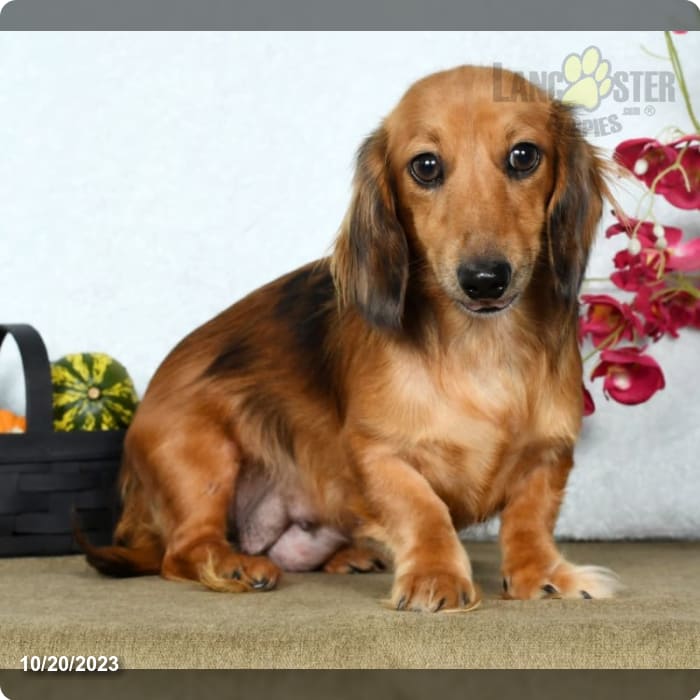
[561,46,613,112]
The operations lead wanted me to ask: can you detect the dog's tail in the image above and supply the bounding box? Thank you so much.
[74,526,163,578]
[74,454,164,578]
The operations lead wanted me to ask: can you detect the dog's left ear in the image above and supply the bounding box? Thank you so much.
[331,127,409,331]
[546,103,608,310]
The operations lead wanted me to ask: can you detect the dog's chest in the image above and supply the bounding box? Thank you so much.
[369,354,553,523]
[368,346,576,501]
[379,351,529,448]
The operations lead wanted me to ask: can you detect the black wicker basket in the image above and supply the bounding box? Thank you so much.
[0,324,124,556]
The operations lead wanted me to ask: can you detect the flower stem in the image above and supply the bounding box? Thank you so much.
[665,31,700,133]
[581,325,624,364]
[582,277,616,284]
[640,43,671,61]
[648,276,700,302]
[630,142,693,241]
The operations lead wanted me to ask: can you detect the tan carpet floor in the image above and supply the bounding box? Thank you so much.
[0,541,698,669]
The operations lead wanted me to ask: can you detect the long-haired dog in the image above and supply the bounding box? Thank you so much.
[82,65,621,611]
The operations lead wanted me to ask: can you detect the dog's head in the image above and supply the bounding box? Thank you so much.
[332,65,606,330]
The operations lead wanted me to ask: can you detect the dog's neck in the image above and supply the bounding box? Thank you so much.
[393,268,578,370]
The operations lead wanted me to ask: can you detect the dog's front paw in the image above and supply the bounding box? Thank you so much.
[503,560,623,600]
[391,571,479,612]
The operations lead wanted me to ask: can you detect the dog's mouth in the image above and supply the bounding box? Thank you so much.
[456,294,519,317]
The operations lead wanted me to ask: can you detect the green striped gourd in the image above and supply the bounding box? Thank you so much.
[51,353,138,431]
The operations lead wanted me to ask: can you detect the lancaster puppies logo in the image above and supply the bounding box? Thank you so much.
[494,46,677,136]
[560,46,613,111]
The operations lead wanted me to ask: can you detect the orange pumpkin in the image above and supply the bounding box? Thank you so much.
[0,409,26,433]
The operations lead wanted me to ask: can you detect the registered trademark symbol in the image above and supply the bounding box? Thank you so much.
[644,105,656,116]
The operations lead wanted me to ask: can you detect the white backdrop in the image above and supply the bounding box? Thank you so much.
[0,32,698,538]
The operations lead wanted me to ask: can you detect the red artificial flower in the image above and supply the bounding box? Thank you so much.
[666,235,700,272]
[632,285,674,339]
[605,214,700,289]
[614,136,700,210]
[605,217,671,290]
[634,284,700,339]
[608,266,658,293]
[590,347,665,405]
[583,385,595,416]
[606,216,683,247]
[666,290,700,332]
[580,293,643,346]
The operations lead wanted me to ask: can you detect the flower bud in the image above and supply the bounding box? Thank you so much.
[611,371,632,391]
[590,347,666,405]
[628,237,642,255]
[633,158,649,175]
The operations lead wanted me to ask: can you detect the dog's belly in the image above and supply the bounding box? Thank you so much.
[267,524,348,572]
[231,466,348,571]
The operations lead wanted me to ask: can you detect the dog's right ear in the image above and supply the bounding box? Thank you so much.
[331,128,409,331]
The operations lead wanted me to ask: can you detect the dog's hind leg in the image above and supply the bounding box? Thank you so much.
[139,416,282,593]
[322,541,389,574]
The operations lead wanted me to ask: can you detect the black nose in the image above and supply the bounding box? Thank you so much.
[457,260,512,300]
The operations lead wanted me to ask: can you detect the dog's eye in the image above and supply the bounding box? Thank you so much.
[507,142,540,176]
[409,153,443,186]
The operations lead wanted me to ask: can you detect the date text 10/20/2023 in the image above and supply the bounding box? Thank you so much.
[20,655,119,672]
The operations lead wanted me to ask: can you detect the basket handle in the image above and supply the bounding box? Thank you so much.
[0,324,54,433]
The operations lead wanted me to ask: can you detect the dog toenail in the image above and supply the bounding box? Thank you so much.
[542,584,558,595]
[581,590,592,599]
[434,597,446,612]
[230,569,242,580]
[252,577,269,589]
[461,592,470,606]
[503,578,508,592]
[373,559,386,571]
[396,595,407,610]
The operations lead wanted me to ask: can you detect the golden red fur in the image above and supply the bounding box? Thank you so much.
[81,65,621,611]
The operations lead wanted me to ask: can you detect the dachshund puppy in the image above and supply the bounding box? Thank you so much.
[82,65,621,611]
